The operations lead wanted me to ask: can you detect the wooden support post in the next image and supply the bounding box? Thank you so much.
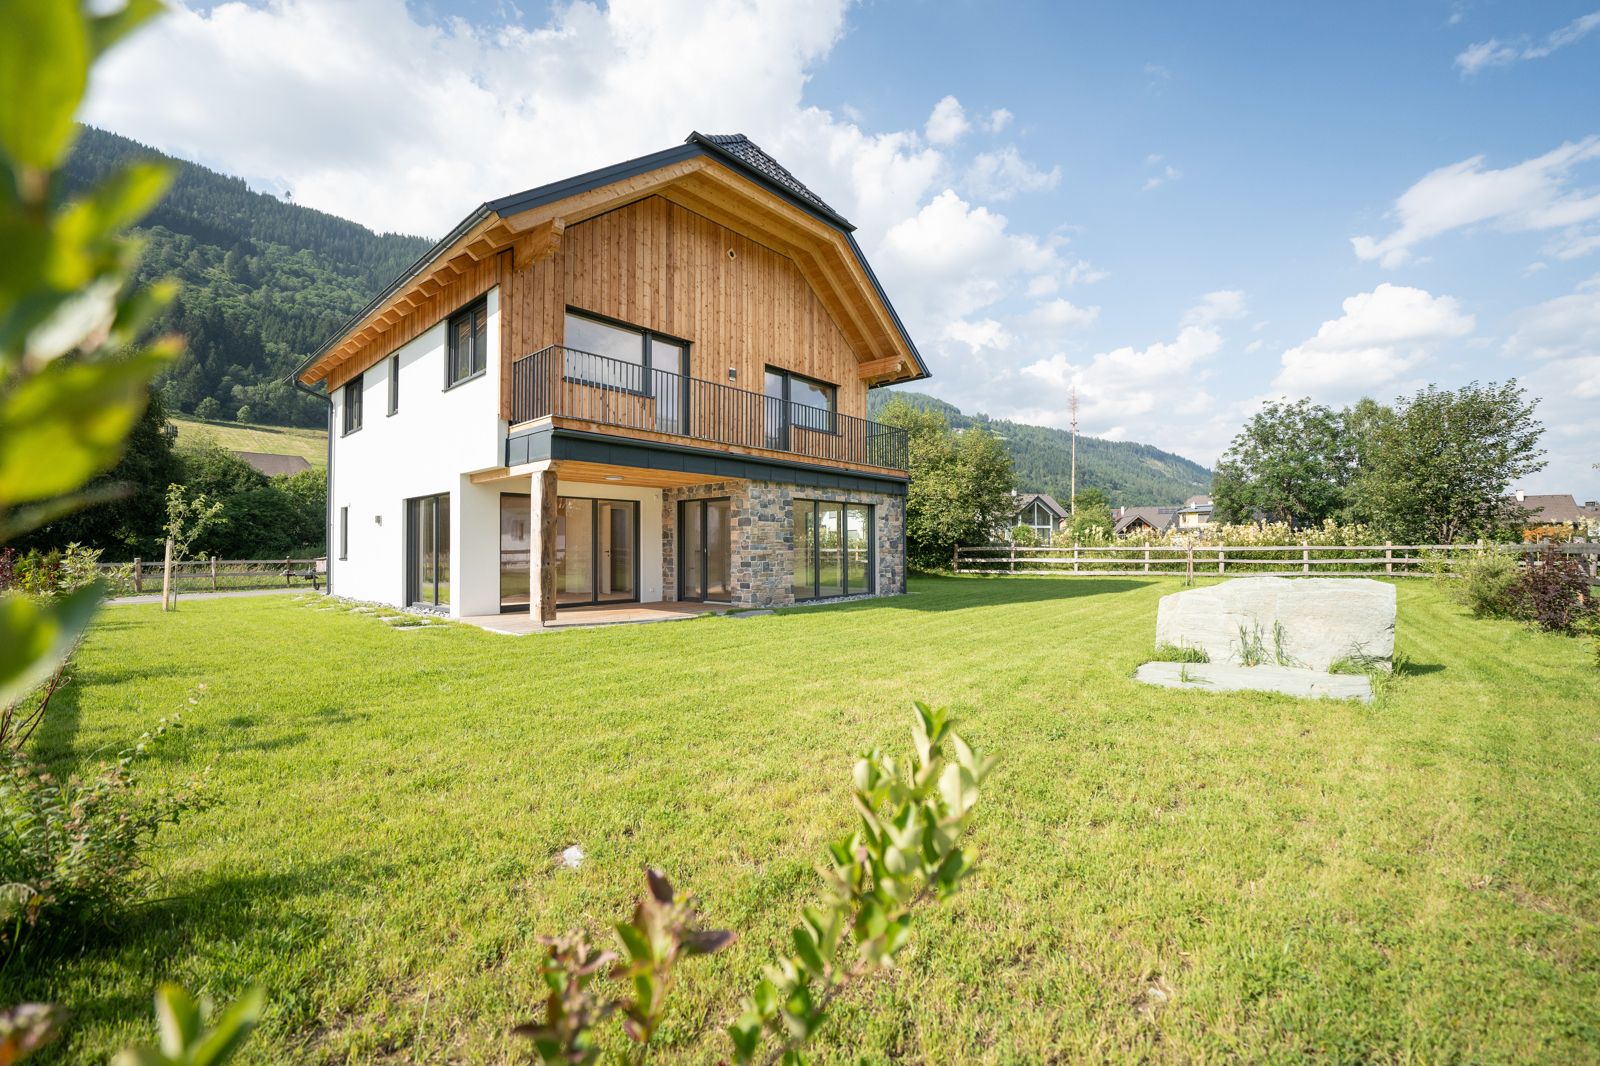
[160,537,173,612]
[530,468,558,624]
[133,557,142,594]
[1218,547,1225,575]
[1010,541,1016,574]
[211,556,219,591]
[1186,545,1194,587]
[1385,541,1393,576]
[952,546,959,573]
[1302,546,1310,574]
[1143,547,1150,574]
[1072,542,1080,574]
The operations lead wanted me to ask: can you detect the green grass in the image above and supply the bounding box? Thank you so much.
[169,416,327,468]
[7,577,1599,1062]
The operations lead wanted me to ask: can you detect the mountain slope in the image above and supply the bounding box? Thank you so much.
[63,127,435,427]
[870,390,1211,506]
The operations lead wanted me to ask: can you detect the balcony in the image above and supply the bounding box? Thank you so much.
[509,345,909,473]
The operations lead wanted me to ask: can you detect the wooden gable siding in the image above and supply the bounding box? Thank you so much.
[327,253,507,393]
[549,196,867,420]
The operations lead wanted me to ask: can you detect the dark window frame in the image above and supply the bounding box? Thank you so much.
[555,495,642,608]
[387,353,400,416]
[677,496,732,604]
[792,499,874,601]
[341,374,363,436]
[561,307,691,401]
[406,492,451,608]
[338,505,349,560]
[765,366,838,440]
[445,297,489,389]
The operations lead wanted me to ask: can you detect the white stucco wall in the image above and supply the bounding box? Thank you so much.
[328,287,503,617]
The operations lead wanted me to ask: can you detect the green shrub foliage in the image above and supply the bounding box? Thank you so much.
[515,703,993,1065]
[1510,548,1596,635]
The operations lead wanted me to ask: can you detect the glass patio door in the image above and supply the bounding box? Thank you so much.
[499,493,531,612]
[556,497,638,606]
[407,493,450,608]
[678,498,731,602]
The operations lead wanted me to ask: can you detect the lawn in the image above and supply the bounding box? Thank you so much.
[6,576,1598,1062]
[169,415,327,468]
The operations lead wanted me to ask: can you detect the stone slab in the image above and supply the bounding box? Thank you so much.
[1154,576,1395,671]
[1134,661,1374,702]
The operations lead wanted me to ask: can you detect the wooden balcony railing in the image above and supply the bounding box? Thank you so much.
[509,345,909,472]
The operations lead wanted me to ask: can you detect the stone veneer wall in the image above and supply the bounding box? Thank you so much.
[660,479,906,608]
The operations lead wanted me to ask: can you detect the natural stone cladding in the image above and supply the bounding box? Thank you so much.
[660,479,905,609]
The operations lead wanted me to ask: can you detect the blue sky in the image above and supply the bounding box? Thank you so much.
[86,1,1600,497]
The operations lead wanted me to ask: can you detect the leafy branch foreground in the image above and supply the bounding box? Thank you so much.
[516,702,994,1065]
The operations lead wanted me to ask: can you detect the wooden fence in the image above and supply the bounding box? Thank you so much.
[98,557,323,596]
[953,541,1600,582]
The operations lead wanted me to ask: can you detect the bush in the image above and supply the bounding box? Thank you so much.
[1510,548,1596,634]
[0,717,209,953]
[1446,550,1520,619]
[1009,526,1041,547]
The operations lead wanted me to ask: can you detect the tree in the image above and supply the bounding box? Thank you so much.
[234,404,253,423]
[194,396,222,421]
[162,485,224,610]
[1066,498,1115,544]
[1212,399,1351,526]
[1350,381,1545,544]
[1072,487,1109,515]
[877,399,1015,569]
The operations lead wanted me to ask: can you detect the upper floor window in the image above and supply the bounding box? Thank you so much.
[563,310,687,391]
[448,298,488,386]
[387,353,400,415]
[342,374,363,435]
[764,367,836,434]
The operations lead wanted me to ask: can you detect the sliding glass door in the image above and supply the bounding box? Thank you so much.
[407,493,450,608]
[792,500,872,601]
[500,493,531,612]
[556,497,638,606]
[678,498,731,602]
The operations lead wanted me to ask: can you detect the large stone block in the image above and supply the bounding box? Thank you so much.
[1154,576,1395,671]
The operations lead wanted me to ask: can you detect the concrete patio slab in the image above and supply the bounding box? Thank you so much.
[458,601,731,635]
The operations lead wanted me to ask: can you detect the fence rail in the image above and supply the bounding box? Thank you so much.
[98,557,323,596]
[953,541,1600,581]
[509,345,909,472]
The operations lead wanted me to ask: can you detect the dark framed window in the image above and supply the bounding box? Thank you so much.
[387,353,400,415]
[792,500,872,600]
[764,367,836,449]
[406,493,450,608]
[342,374,363,435]
[563,310,688,431]
[339,506,349,560]
[447,298,488,387]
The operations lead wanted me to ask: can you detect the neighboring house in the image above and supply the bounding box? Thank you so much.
[293,132,927,620]
[1174,494,1213,530]
[1512,491,1600,526]
[1010,492,1069,543]
[234,451,312,478]
[1113,506,1178,536]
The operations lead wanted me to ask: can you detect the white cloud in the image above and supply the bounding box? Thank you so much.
[1351,137,1600,268]
[1505,274,1600,360]
[1274,284,1475,401]
[1504,276,1600,495]
[924,95,970,145]
[1455,10,1600,74]
[1182,289,1247,327]
[963,146,1060,201]
[1142,154,1182,191]
[1026,298,1099,329]
[1062,259,1108,286]
[943,318,1014,353]
[984,108,1014,134]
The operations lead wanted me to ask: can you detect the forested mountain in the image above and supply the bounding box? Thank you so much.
[870,390,1211,506]
[62,127,434,426]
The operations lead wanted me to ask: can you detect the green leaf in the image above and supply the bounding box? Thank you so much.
[614,920,653,965]
[59,161,173,246]
[89,0,164,57]
[728,1012,762,1063]
[0,350,168,505]
[0,584,100,707]
[791,925,825,976]
[152,982,201,1057]
[188,985,264,1066]
[0,0,88,169]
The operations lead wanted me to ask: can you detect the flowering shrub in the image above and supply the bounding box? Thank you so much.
[1522,524,1573,544]
[1510,548,1596,635]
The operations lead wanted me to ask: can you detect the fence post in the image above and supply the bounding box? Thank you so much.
[952,546,959,573]
[133,556,142,594]
[284,557,292,587]
[160,537,173,613]
[1217,546,1225,575]
[1385,541,1393,576]
[1186,545,1194,587]
[210,556,219,591]
[1301,545,1309,574]
[1072,541,1079,574]
[1010,541,1016,575]
[1143,546,1150,574]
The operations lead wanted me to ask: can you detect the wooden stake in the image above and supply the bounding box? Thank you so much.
[161,537,173,612]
